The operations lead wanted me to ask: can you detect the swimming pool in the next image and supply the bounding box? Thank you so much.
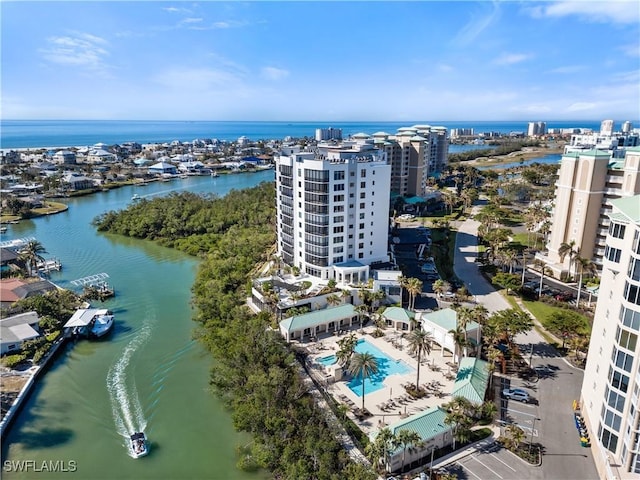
[316,338,414,396]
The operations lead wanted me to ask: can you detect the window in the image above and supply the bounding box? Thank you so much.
[359,223,365,229]
[603,407,622,431]
[358,252,364,259]
[360,169,366,177]
[333,226,344,234]
[358,243,364,249]
[333,215,344,223]
[621,307,640,331]
[625,282,640,306]
[599,426,619,453]
[360,181,366,188]
[334,236,343,243]
[616,326,638,351]
[605,246,622,263]
[334,171,345,180]
[333,246,343,253]
[333,205,344,213]
[360,202,365,209]
[609,222,627,239]
[334,194,344,202]
[606,387,626,413]
[630,258,640,281]
[333,256,343,263]
[359,213,365,219]
[612,348,634,372]
[358,233,364,239]
[333,183,345,191]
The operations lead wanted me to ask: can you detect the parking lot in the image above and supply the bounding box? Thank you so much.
[436,442,543,480]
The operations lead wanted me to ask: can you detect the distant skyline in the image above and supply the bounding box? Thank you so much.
[2,1,639,122]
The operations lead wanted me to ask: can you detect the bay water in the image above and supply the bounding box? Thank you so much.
[1,170,274,479]
[0,119,605,150]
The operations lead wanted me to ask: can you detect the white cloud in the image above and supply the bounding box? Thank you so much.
[512,104,553,114]
[451,1,501,47]
[493,53,533,65]
[152,67,243,91]
[162,6,193,15]
[39,32,110,73]
[620,43,640,57]
[566,102,598,112]
[527,1,640,25]
[261,67,289,81]
[548,65,586,74]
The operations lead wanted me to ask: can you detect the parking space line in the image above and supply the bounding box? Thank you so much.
[490,452,517,472]
[472,455,503,478]
[458,461,483,480]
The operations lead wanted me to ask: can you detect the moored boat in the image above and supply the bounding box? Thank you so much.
[90,312,114,338]
[129,432,149,458]
[131,194,141,201]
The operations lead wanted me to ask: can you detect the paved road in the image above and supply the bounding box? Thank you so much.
[453,209,598,480]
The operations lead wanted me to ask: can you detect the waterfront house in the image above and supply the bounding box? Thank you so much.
[0,278,58,311]
[148,161,177,176]
[0,311,41,355]
[61,173,95,191]
[52,150,77,165]
[86,148,117,164]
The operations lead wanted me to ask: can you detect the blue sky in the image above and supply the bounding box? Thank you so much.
[2,1,639,121]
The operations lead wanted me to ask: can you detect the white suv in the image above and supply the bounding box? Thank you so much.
[502,388,530,403]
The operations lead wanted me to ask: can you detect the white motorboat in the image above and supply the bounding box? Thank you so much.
[131,194,141,201]
[129,432,149,458]
[90,312,114,338]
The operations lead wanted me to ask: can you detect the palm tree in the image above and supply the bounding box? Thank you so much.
[355,304,368,331]
[558,240,580,280]
[367,427,395,473]
[454,306,474,353]
[395,429,422,473]
[505,424,526,451]
[432,279,450,298]
[406,277,423,311]
[347,352,380,412]
[326,294,341,307]
[471,304,489,357]
[336,333,358,367]
[449,327,468,367]
[18,240,47,277]
[406,328,433,389]
[574,256,597,307]
[398,276,409,308]
[533,259,553,298]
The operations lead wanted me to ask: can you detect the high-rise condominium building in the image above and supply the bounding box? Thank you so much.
[315,127,342,142]
[274,137,391,283]
[527,122,547,137]
[623,122,634,134]
[370,125,448,197]
[602,120,615,136]
[580,195,640,479]
[543,147,640,276]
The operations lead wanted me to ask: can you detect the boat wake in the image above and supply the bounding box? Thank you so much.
[107,322,152,454]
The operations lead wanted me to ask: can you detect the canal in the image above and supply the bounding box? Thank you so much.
[1,170,274,479]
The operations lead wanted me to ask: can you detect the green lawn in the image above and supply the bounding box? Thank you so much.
[522,299,590,329]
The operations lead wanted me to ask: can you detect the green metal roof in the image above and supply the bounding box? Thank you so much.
[562,150,610,159]
[421,308,479,332]
[382,307,415,323]
[610,195,640,223]
[279,304,355,333]
[452,357,490,404]
[372,406,450,445]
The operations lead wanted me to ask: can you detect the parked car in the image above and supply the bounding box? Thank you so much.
[555,291,575,302]
[502,388,530,403]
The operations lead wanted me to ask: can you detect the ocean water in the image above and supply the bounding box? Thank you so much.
[0,119,606,150]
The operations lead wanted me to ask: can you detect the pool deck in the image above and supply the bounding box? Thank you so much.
[303,325,459,436]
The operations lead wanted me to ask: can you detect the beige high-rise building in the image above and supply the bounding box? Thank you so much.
[580,195,640,479]
[544,147,640,277]
[371,125,449,197]
[601,119,615,136]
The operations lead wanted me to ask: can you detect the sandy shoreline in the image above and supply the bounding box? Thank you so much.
[456,144,565,168]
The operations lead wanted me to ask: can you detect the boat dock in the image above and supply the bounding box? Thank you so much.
[37,258,62,273]
[70,273,115,300]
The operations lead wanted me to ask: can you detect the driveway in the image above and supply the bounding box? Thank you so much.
[452,208,598,480]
